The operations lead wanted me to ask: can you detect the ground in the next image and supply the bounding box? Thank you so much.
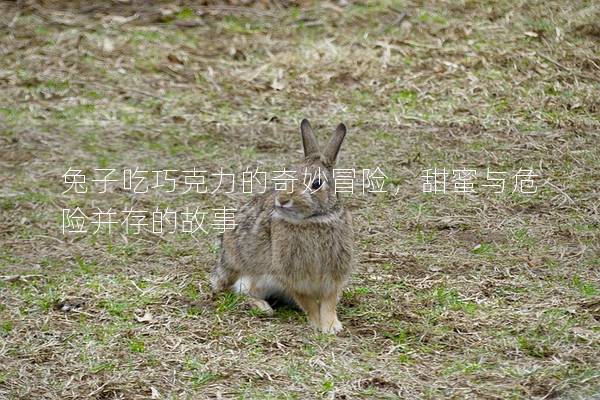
[0,1,599,399]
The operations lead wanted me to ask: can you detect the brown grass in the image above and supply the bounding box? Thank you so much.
[0,1,599,399]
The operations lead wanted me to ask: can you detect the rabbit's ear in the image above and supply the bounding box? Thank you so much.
[301,119,320,158]
[323,123,347,166]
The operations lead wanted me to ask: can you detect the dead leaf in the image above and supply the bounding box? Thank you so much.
[271,68,286,91]
[229,47,246,61]
[134,309,155,323]
[167,53,184,65]
[101,37,114,53]
[55,297,86,312]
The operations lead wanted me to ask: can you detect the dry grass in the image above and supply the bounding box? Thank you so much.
[1,0,599,399]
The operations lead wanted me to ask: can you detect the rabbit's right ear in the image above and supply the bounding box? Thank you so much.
[323,123,347,167]
[300,119,320,158]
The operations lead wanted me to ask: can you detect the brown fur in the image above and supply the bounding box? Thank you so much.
[211,119,355,334]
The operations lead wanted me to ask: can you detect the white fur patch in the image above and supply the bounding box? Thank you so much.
[232,275,252,294]
[233,275,287,300]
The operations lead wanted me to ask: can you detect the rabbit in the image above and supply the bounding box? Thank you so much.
[211,119,355,334]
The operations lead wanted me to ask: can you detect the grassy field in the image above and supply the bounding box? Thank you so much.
[1,1,599,399]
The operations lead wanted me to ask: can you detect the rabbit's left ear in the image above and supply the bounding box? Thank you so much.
[323,123,347,166]
[301,119,320,158]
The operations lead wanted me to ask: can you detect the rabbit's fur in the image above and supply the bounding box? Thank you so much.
[211,119,354,334]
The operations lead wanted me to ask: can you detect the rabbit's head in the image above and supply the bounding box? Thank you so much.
[274,119,348,223]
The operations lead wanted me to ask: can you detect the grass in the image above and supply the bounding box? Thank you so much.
[0,0,599,399]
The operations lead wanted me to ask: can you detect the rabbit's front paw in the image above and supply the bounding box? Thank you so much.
[321,317,343,334]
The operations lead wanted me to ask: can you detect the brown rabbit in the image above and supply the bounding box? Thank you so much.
[211,119,354,334]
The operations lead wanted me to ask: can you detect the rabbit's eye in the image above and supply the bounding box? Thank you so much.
[311,179,322,190]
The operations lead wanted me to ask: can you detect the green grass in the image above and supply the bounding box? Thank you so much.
[0,1,598,399]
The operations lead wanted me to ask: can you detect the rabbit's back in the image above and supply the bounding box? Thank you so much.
[220,191,275,276]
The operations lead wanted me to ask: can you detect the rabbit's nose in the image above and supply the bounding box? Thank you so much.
[275,197,293,208]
